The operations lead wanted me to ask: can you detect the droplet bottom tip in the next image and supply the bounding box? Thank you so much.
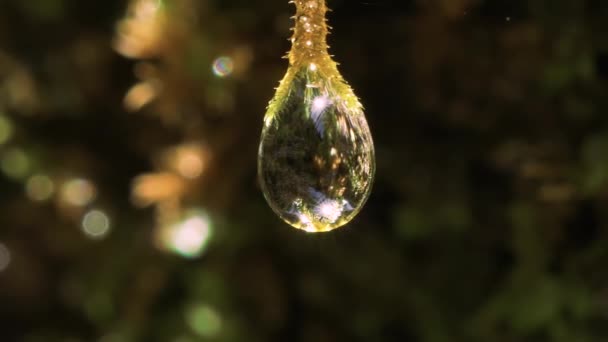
[288,220,348,233]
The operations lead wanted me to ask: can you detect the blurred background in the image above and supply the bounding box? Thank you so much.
[1,0,608,341]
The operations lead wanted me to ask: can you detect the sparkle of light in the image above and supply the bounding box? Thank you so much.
[315,199,343,223]
[166,212,212,258]
[310,95,331,134]
[0,243,11,272]
[303,225,316,233]
[311,95,331,116]
[61,179,97,207]
[186,304,222,338]
[257,0,376,233]
[299,213,312,225]
[82,210,111,239]
[212,56,234,78]
[26,175,55,202]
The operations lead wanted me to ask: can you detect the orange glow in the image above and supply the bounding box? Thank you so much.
[161,144,210,180]
[114,0,166,59]
[124,81,160,112]
[132,172,186,207]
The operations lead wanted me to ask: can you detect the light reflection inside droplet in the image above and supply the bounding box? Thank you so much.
[212,57,234,78]
[311,95,331,134]
[61,179,97,207]
[314,199,344,223]
[299,213,312,225]
[82,210,111,239]
[0,243,11,272]
[312,95,331,115]
[26,174,55,202]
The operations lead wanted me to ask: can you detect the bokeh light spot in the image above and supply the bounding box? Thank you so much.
[176,152,204,179]
[0,243,11,272]
[61,179,97,207]
[212,56,234,77]
[186,304,222,338]
[159,211,212,258]
[82,210,111,239]
[0,115,14,145]
[124,81,159,112]
[1,148,31,180]
[26,174,55,202]
[172,215,211,257]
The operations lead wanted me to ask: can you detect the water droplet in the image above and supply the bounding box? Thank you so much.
[259,0,375,232]
[258,66,375,233]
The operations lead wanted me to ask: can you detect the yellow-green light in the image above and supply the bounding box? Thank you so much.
[1,148,31,180]
[0,115,14,145]
[26,174,55,202]
[186,304,222,338]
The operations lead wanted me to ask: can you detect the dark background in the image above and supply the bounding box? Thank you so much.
[1,0,608,341]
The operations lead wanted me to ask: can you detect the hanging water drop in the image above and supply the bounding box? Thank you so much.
[258,0,375,233]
